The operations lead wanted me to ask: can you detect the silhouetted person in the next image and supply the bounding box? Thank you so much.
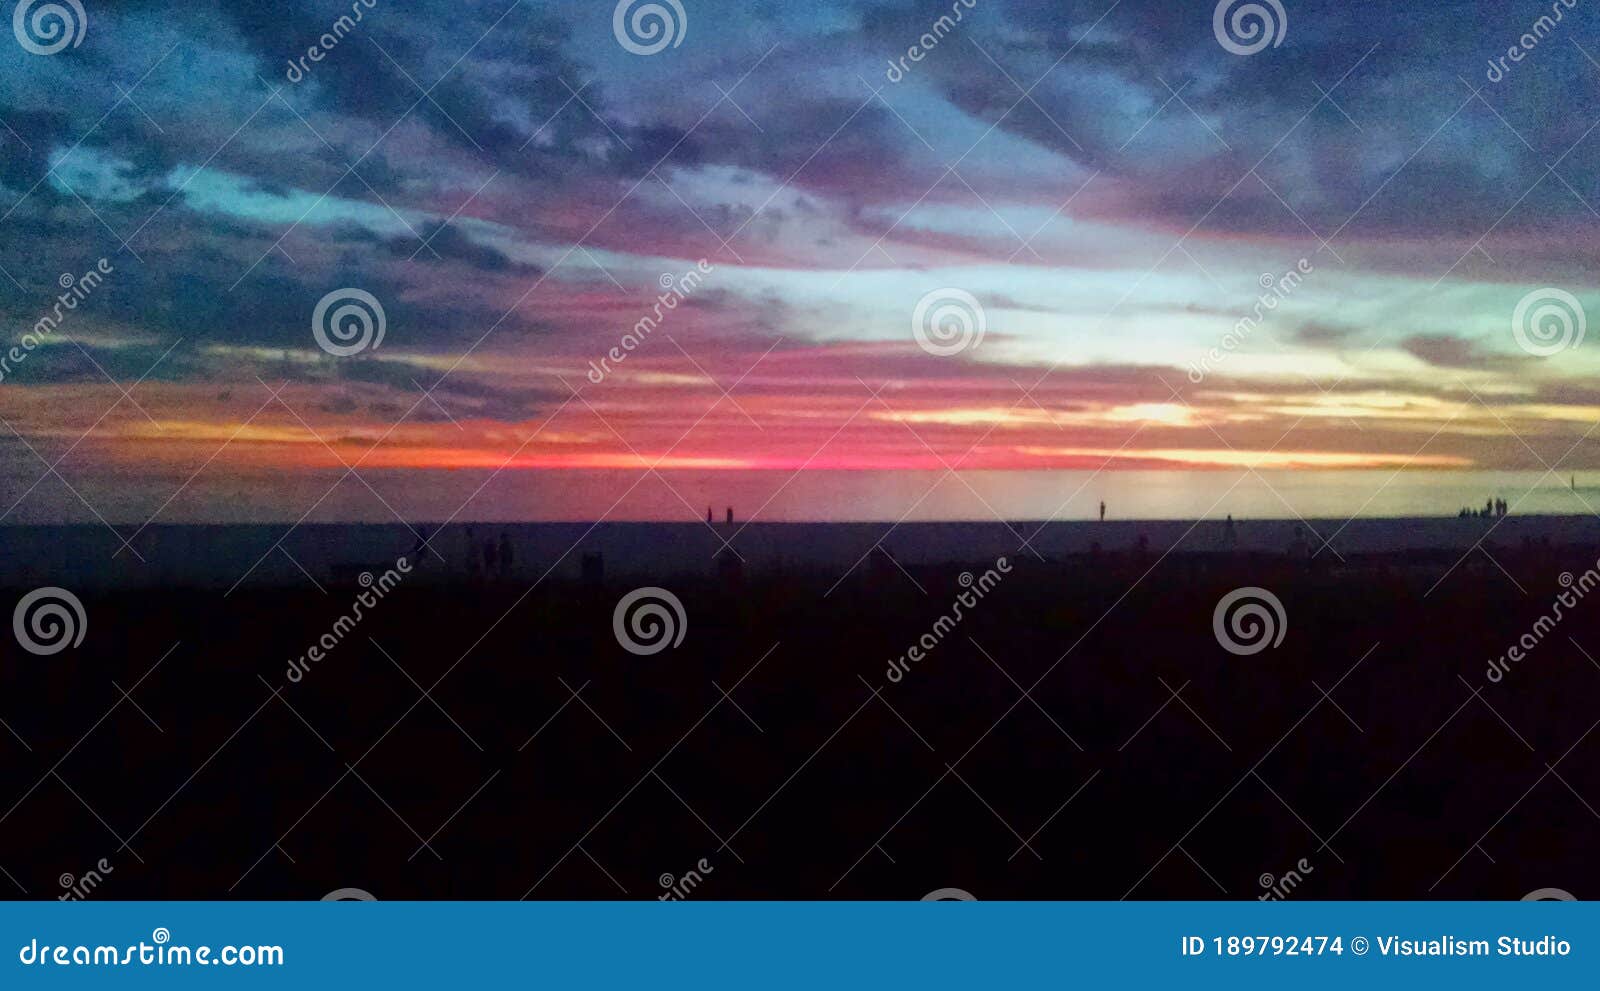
[1099,501,1106,522]
[726,506,734,525]
[706,506,712,524]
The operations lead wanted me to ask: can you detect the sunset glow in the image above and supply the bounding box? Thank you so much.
[1,0,1597,521]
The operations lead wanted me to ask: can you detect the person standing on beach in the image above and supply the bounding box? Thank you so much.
[1099,500,1106,522]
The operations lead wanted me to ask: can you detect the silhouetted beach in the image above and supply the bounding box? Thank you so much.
[6,515,1600,589]
[3,519,1597,899]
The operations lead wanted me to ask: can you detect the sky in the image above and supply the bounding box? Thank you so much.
[2,0,1600,523]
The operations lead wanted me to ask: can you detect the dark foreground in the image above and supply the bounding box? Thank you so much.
[2,541,1597,901]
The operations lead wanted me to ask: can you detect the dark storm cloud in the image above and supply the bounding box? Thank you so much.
[885,0,1600,235]
[3,0,1596,397]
